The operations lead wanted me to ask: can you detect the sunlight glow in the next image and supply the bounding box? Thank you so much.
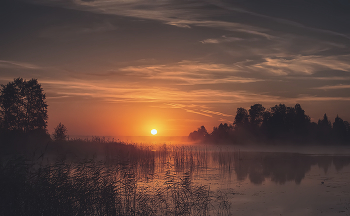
[151,129,157,135]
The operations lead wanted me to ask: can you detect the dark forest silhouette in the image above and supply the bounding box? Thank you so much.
[189,104,350,145]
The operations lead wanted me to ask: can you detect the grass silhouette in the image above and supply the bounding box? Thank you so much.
[0,140,231,216]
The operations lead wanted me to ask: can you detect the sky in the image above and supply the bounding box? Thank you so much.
[1,0,350,137]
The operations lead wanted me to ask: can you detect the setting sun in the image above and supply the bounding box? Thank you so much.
[151,129,157,135]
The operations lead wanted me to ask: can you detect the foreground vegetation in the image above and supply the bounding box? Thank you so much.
[0,139,233,216]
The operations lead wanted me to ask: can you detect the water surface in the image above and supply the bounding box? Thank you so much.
[137,145,350,216]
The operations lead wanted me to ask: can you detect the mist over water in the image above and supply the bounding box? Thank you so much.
[69,135,191,145]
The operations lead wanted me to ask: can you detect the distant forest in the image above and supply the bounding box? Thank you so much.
[189,104,350,145]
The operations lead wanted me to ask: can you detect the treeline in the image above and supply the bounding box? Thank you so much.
[189,104,350,145]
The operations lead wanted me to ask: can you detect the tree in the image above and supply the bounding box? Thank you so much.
[333,115,347,143]
[317,113,332,144]
[318,113,331,129]
[265,104,289,138]
[0,78,48,132]
[211,123,233,141]
[234,107,249,128]
[53,123,67,141]
[293,104,310,137]
[249,104,265,127]
[189,126,208,141]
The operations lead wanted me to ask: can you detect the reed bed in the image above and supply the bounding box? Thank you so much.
[0,142,231,216]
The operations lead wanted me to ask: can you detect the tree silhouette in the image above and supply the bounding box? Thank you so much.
[292,104,310,141]
[188,126,208,141]
[211,123,233,141]
[248,104,265,137]
[318,113,331,128]
[333,115,347,143]
[0,78,48,132]
[189,103,350,145]
[234,107,249,128]
[249,104,265,127]
[53,122,68,141]
[317,113,332,143]
[262,104,289,139]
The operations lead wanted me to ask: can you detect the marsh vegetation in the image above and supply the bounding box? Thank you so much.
[2,139,350,216]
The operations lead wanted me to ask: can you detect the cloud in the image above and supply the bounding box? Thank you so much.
[31,0,273,39]
[118,55,350,85]
[41,77,281,105]
[205,0,350,40]
[200,38,219,44]
[286,76,350,81]
[249,55,350,76]
[0,60,42,70]
[200,109,233,117]
[200,36,244,44]
[166,103,232,118]
[296,96,350,101]
[313,84,350,90]
[119,60,263,85]
[183,109,212,118]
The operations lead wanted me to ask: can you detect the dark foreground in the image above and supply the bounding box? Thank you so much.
[1,139,350,216]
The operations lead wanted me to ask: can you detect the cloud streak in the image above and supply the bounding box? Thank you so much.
[0,60,42,70]
[119,60,263,85]
[249,55,350,76]
[313,84,350,90]
[31,0,273,38]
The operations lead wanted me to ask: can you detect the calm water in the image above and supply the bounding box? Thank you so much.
[3,142,350,215]
[134,145,350,216]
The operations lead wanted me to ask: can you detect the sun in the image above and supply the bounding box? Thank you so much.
[151,129,157,135]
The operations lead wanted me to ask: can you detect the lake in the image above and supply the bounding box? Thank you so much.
[132,144,350,216]
[2,142,350,216]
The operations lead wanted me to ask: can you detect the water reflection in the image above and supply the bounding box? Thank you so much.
[3,144,350,215]
[134,146,350,186]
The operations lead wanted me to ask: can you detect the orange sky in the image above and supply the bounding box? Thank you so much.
[1,0,350,136]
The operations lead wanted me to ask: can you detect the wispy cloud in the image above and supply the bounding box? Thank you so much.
[250,55,350,75]
[286,76,350,81]
[201,36,244,44]
[0,60,42,70]
[41,78,281,104]
[296,96,350,101]
[200,109,232,117]
[167,103,233,118]
[119,60,263,84]
[313,84,350,90]
[206,0,350,40]
[33,0,273,38]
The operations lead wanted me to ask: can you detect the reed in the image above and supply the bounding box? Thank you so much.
[0,141,231,216]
